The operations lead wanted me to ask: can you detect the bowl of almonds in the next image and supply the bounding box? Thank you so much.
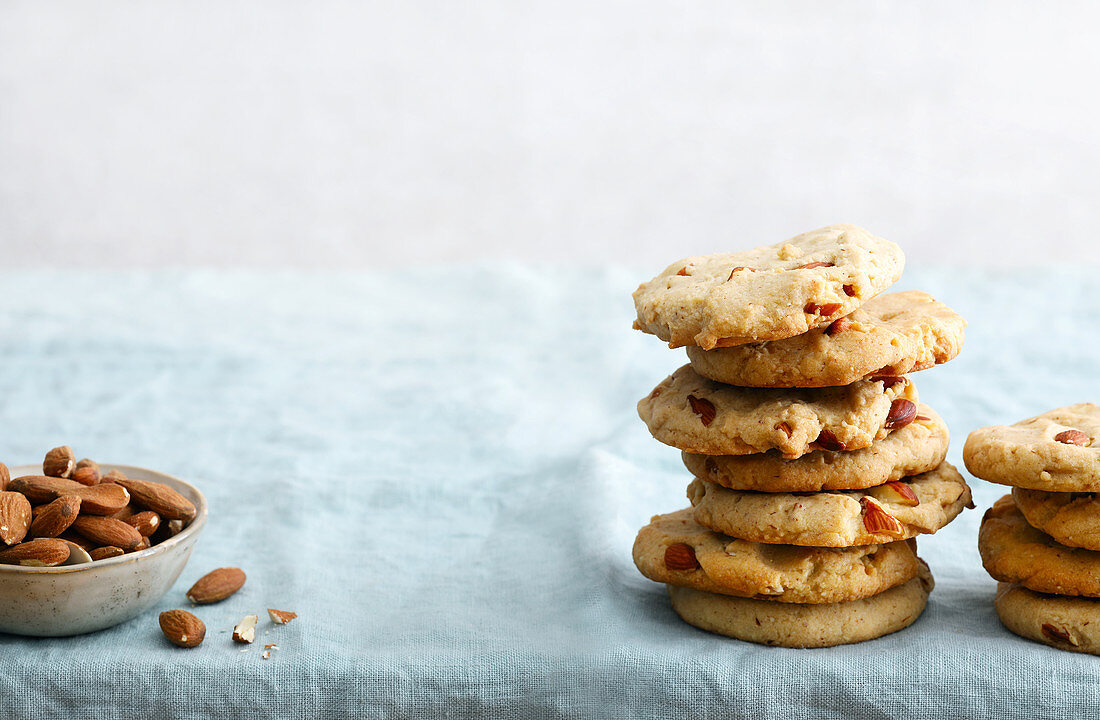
[0,446,207,636]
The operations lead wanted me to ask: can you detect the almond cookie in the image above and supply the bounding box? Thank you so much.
[979,495,1100,597]
[1012,487,1100,551]
[994,583,1100,655]
[638,365,918,459]
[685,291,965,388]
[632,224,904,350]
[687,462,971,547]
[683,404,947,492]
[667,562,933,648]
[963,404,1100,491]
[632,508,919,603]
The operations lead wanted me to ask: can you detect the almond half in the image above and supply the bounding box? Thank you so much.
[861,497,906,538]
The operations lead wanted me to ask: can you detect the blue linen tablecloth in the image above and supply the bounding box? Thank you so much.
[0,265,1097,719]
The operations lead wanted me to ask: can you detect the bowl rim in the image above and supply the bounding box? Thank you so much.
[0,463,207,574]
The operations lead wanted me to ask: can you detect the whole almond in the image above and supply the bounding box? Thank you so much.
[0,491,33,546]
[126,511,161,537]
[0,538,70,566]
[8,476,130,516]
[101,468,128,484]
[159,609,206,648]
[89,546,125,561]
[187,567,246,604]
[663,543,700,571]
[28,494,81,538]
[72,515,143,551]
[71,466,101,486]
[75,483,131,516]
[0,462,9,491]
[43,446,75,478]
[114,478,196,522]
[58,530,96,552]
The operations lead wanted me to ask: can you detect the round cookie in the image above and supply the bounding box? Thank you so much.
[687,462,972,547]
[963,404,1100,491]
[632,508,919,604]
[683,404,948,492]
[979,495,1100,597]
[638,365,919,459]
[1012,487,1100,551]
[632,224,904,350]
[995,583,1100,655]
[685,291,965,388]
[667,563,933,648]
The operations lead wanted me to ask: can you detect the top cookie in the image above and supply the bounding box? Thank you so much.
[632,224,904,350]
[963,404,1100,491]
[685,291,965,387]
[638,364,919,459]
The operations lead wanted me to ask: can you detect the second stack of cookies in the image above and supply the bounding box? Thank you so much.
[966,404,1100,655]
[631,224,971,647]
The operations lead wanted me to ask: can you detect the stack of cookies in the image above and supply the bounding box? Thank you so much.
[630,224,971,648]
[966,404,1100,655]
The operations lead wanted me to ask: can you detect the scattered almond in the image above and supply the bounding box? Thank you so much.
[268,609,298,625]
[233,614,259,643]
[187,567,247,604]
[0,491,32,546]
[159,610,206,648]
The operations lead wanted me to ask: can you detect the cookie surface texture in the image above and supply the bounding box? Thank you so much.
[667,563,933,648]
[995,583,1100,655]
[688,462,971,547]
[632,509,919,603]
[638,365,918,459]
[979,495,1100,597]
[683,404,947,492]
[685,291,965,388]
[1012,487,1100,552]
[632,224,904,350]
[963,404,1100,491]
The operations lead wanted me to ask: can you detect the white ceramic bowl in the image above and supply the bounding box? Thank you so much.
[0,464,207,637]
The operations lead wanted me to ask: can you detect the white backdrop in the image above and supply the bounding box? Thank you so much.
[2,1,1099,268]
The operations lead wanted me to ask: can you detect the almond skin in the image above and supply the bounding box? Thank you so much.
[159,610,206,648]
[28,494,81,538]
[0,538,71,566]
[0,491,33,546]
[114,478,196,522]
[89,546,125,561]
[268,608,298,625]
[43,446,75,478]
[187,567,246,604]
[8,477,130,516]
[663,543,700,571]
[72,515,143,551]
[126,511,161,537]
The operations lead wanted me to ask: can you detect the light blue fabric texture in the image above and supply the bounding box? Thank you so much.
[0,266,1097,719]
